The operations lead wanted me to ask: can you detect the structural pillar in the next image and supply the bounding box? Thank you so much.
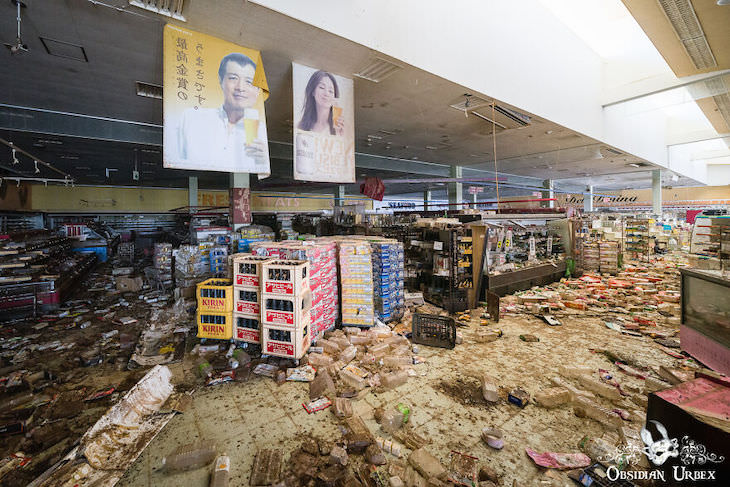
[423,189,431,211]
[334,184,346,207]
[188,176,198,212]
[229,172,250,231]
[652,169,662,217]
[541,179,554,209]
[448,166,463,208]
[583,185,594,213]
[471,193,478,209]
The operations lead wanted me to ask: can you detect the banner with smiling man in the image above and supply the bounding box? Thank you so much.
[163,24,270,176]
[292,62,355,183]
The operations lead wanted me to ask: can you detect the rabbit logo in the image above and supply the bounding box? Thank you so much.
[641,420,679,466]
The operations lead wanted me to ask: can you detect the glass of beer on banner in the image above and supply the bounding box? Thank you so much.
[244,116,259,146]
[332,105,343,127]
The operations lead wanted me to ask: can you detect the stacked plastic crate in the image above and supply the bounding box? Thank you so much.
[153,243,173,289]
[338,240,374,327]
[210,246,228,275]
[196,278,233,341]
[231,254,273,345]
[251,241,338,337]
[369,238,406,323]
[260,260,312,359]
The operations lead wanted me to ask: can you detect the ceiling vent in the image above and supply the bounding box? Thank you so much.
[129,0,186,21]
[449,94,490,112]
[657,0,717,70]
[136,81,163,99]
[39,37,88,62]
[354,57,402,83]
[469,104,531,132]
[600,147,623,157]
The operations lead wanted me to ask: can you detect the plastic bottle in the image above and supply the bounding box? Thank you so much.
[383,356,412,368]
[161,440,217,472]
[197,360,213,379]
[380,409,405,434]
[209,454,230,487]
[339,345,357,363]
[381,370,409,390]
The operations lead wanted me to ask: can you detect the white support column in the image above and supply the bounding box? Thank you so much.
[652,170,662,217]
[229,172,250,231]
[334,185,346,207]
[188,176,198,212]
[423,189,431,211]
[583,185,594,213]
[471,192,477,208]
[448,166,463,208]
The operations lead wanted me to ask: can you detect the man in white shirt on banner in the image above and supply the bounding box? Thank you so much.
[176,52,269,174]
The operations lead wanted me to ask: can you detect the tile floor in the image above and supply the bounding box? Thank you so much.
[117,310,679,486]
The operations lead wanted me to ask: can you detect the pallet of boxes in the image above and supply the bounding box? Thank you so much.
[196,278,234,341]
[261,259,312,359]
[231,255,272,345]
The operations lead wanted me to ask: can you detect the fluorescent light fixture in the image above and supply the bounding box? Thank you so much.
[629,163,641,167]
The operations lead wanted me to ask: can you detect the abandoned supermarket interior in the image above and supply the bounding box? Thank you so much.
[1,0,730,486]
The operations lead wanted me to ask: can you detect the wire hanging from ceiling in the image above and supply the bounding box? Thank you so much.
[492,101,500,207]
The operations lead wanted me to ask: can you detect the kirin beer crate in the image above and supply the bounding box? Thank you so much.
[196,278,233,313]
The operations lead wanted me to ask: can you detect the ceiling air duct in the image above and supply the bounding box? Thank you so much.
[657,0,717,70]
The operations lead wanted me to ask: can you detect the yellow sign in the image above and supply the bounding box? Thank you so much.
[163,25,271,175]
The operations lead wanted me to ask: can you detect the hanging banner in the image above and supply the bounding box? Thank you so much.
[292,62,355,183]
[230,187,251,225]
[163,25,271,176]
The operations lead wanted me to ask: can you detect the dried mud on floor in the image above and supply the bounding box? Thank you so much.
[117,306,684,486]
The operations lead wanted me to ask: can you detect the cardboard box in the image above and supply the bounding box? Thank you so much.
[234,286,261,315]
[262,320,311,359]
[233,313,261,344]
[232,254,274,287]
[116,276,143,293]
[261,290,312,327]
[262,260,310,296]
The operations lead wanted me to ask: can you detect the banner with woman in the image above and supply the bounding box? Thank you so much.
[292,63,355,183]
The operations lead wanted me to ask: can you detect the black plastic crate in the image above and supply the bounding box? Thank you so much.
[412,313,456,349]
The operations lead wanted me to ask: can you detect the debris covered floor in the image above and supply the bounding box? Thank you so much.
[1,257,693,486]
[114,261,686,486]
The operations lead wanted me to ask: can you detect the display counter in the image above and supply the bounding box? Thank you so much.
[680,268,730,375]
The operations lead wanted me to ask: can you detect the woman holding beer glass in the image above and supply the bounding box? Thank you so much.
[297,70,344,136]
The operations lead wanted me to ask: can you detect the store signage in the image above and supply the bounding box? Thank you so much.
[468,186,484,195]
[547,236,553,254]
[433,241,444,251]
[230,187,251,225]
[292,62,355,183]
[163,25,271,175]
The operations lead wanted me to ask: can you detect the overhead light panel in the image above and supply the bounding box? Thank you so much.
[354,56,402,83]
